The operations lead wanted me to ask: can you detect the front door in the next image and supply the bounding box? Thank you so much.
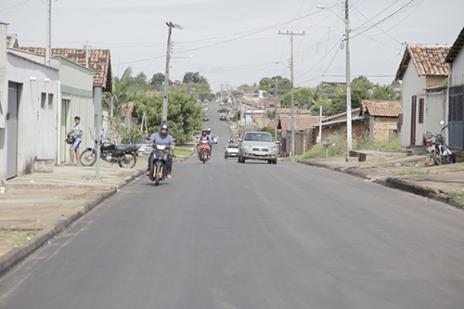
[6,82,20,179]
[449,86,464,149]
[410,95,417,146]
[60,99,70,163]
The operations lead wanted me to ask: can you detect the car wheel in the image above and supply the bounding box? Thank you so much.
[267,160,272,164]
[273,159,278,165]
[224,154,228,159]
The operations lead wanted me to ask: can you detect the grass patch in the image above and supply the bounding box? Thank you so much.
[449,192,464,205]
[393,168,432,176]
[174,145,194,158]
[302,134,346,159]
[0,230,39,256]
[356,136,401,152]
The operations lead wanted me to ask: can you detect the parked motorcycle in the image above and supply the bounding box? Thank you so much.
[197,140,210,163]
[148,144,170,186]
[423,121,456,165]
[80,140,139,168]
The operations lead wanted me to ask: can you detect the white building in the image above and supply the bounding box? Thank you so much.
[395,44,450,149]
[0,22,60,179]
[445,27,464,150]
[9,48,96,164]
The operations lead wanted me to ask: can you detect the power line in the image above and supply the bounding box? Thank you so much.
[0,0,31,12]
[350,0,417,40]
[350,0,403,32]
[175,11,321,54]
[300,43,341,84]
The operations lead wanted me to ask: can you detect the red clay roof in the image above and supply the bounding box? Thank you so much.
[361,100,401,117]
[21,47,112,91]
[279,114,321,131]
[396,44,450,80]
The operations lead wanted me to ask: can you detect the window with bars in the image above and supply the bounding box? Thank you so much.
[418,98,424,124]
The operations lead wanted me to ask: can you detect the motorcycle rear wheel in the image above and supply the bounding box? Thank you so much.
[80,149,97,166]
[118,152,137,168]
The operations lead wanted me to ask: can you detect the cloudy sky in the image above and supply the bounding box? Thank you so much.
[1,0,463,90]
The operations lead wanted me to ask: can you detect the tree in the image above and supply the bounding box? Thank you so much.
[259,76,291,96]
[281,87,317,109]
[181,72,212,101]
[351,76,374,108]
[150,72,165,91]
[371,84,400,100]
[137,91,203,144]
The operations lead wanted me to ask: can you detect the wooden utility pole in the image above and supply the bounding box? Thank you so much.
[278,30,305,158]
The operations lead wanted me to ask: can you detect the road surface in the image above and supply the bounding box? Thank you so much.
[1,103,464,309]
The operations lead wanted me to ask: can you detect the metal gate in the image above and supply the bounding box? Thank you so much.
[6,82,20,179]
[449,85,464,149]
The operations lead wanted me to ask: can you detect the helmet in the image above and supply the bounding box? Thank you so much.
[160,122,169,137]
[201,130,208,137]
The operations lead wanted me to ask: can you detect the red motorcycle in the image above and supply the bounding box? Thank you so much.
[197,139,211,163]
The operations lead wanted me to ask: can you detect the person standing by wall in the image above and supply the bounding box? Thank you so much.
[67,116,82,166]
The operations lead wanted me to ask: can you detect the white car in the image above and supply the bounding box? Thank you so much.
[224,144,239,159]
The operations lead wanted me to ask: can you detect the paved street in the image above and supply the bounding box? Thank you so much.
[1,108,464,309]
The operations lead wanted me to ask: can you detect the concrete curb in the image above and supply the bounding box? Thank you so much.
[297,160,463,209]
[0,169,144,276]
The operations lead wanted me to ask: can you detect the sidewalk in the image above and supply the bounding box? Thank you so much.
[299,152,464,208]
[0,158,146,273]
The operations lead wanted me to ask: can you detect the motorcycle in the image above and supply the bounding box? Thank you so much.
[423,121,456,165]
[80,140,139,168]
[197,140,210,163]
[148,144,170,186]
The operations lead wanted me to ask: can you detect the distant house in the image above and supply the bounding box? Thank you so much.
[278,113,321,156]
[361,100,402,143]
[0,23,60,179]
[312,100,401,148]
[395,44,450,148]
[445,27,464,150]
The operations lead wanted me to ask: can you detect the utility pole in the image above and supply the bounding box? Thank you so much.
[46,0,52,66]
[274,77,279,140]
[162,21,182,122]
[278,30,305,158]
[344,0,353,160]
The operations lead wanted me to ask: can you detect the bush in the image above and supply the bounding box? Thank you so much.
[302,134,346,159]
[355,136,400,152]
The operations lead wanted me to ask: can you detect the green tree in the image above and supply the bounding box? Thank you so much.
[137,91,203,144]
[371,84,400,100]
[150,72,165,91]
[259,76,292,96]
[281,87,317,109]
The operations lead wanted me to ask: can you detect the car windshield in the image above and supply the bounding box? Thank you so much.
[243,132,273,142]
[227,144,238,148]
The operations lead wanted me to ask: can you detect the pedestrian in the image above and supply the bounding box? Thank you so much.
[67,116,82,166]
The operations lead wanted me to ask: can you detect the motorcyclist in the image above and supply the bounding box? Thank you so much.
[148,122,175,178]
[198,130,212,157]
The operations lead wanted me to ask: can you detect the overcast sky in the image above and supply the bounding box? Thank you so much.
[1,0,463,90]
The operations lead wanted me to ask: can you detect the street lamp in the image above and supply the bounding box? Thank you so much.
[317,1,352,160]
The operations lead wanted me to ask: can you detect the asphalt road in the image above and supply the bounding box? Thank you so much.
[1,104,464,309]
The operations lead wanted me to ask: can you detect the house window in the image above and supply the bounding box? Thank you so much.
[418,98,424,124]
[48,93,54,107]
[40,92,47,109]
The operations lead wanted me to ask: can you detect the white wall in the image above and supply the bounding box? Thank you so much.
[57,59,94,163]
[400,62,426,147]
[426,91,446,135]
[0,52,59,178]
[450,48,464,87]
